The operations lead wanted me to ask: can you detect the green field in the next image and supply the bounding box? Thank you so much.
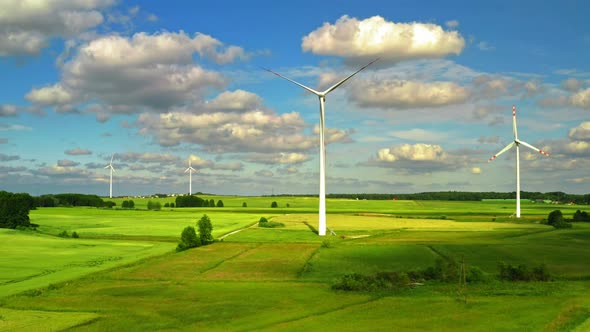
[1,198,590,331]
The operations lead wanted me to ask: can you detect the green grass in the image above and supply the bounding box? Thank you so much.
[1,198,589,331]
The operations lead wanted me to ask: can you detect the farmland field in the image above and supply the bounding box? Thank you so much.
[1,198,590,331]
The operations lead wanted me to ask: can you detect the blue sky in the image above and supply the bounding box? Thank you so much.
[1,0,589,196]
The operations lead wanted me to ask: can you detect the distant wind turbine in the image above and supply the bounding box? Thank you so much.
[262,58,379,236]
[185,159,197,195]
[104,154,115,199]
[488,105,551,218]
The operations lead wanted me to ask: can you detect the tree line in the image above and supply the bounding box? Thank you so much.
[175,195,224,208]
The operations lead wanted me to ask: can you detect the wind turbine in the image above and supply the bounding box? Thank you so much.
[263,58,379,236]
[104,154,115,199]
[487,105,550,218]
[185,159,196,195]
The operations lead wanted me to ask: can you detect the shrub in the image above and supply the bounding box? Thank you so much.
[216,200,224,207]
[321,239,332,248]
[147,201,161,211]
[170,203,175,208]
[197,214,213,244]
[573,210,590,222]
[57,230,69,238]
[258,221,285,228]
[497,262,552,281]
[122,200,129,208]
[271,201,278,208]
[176,226,201,252]
[103,201,116,208]
[286,203,290,207]
[128,200,135,209]
[259,217,268,223]
[71,231,79,238]
[547,210,572,229]
[242,202,247,207]
[164,203,170,208]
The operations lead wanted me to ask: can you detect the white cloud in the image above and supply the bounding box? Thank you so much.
[137,110,317,153]
[565,141,590,154]
[246,153,310,165]
[351,79,469,109]
[376,143,447,162]
[0,153,20,162]
[0,0,114,56]
[477,41,495,51]
[25,31,249,114]
[255,170,274,177]
[569,88,590,108]
[205,90,263,112]
[569,122,590,141]
[0,124,32,131]
[301,15,465,65]
[312,126,355,144]
[26,84,74,105]
[471,167,481,174]
[116,152,180,164]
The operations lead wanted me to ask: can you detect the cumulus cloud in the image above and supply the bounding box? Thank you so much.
[0,0,114,56]
[65,148,92,155]
[25,31,250,115]
[0,165,27,172]
[445,20,459,28]
[212,162,244,171]
[301,15,465,65]
[569,122,590,141]
[561,78,582,92]
[137,110,316,153]
[255,170,274,177]
[0,124,32,131]
[312,126,355,144]
[471,167,482,174]
[569,88,590,109]
[390,128,448,142]
[57,159,80,167]
[26,84,74,105]
[246,153,310,165]
[376,143,447,162]
[350,79,469,109]
[205,90,263,112]
[0,105,17,117]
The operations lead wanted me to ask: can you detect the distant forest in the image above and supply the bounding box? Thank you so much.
[270,191,590,204]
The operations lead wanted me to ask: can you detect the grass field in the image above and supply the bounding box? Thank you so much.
[1,198,589,331]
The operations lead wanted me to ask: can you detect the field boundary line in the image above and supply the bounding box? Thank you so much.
[218,221,260,240]
[240,296,382,332]
[198,243,262,274]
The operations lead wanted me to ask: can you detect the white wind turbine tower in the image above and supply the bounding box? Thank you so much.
[488,105,551,218]
[185,159,196,195]
[104,154,115,199]
[263,58,379,236]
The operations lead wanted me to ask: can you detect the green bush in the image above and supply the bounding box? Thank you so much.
[242,202,247,207]
[216,200,224,207]
[71,231,79,238]
[57,230,69,238]
[271,201,278,208]
[176,226,201,252]
[170,203,175,208]
[164,203,170,208]
[147,201,161,211]
[259,217,268,223]
[497,262,552,281]
[259,221,284,228]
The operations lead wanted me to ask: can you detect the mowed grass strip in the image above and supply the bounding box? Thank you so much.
[256,293,579,332]
[0,307,99,332]
[0,229,173,297]
[201,243,319,280]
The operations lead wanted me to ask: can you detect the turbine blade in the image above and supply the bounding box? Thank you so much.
[322,58,379,95]
[488,142,515,162]
[110,154,114,164]
[260,67,321,96]
[185,168,190,173]
[512,105,518,139]
[516,139,550,157]
[104,165,109,169]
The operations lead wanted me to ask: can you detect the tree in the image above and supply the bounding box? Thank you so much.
[548,210,572,229]
[128,200,135,209]
[197,214,213,244]
[271,201,278,208]
[122,200,129,209]
[176,226,201,252]
[103,201,116,208]
[0,191,34,229]
[164,203,170,208]
[209,199,215,207]
[216,200,224,207]
[170,202,175,208]
[242,202,247,207]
